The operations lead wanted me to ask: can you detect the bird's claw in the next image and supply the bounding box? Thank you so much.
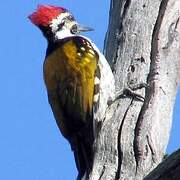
[115,83,148,102]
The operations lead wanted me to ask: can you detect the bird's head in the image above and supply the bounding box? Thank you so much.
[28,5,93,42]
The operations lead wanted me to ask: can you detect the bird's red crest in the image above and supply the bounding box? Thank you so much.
[28,5,66,26]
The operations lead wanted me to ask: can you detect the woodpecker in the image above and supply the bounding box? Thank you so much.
[29,5,115,179]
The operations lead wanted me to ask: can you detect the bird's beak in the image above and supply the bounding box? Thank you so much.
[76,24,94,32]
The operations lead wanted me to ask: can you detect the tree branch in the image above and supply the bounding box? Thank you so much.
[144,149,180,180]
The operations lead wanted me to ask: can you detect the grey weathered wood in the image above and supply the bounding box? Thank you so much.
[89,0,180,179]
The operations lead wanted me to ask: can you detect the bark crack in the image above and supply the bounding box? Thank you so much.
[162,17,180,49]
[98,165,106,180]
[146,135,157,163]
[133,0,169,171]
[115,98,134,179]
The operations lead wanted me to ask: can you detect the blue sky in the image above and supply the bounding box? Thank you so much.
[0,0,179,179]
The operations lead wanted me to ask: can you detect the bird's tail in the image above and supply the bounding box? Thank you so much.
[71,134,93,180]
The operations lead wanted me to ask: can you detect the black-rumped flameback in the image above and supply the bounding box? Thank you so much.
[28,5,115,180]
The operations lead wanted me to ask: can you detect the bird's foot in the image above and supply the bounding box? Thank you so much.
[115,83,148,102]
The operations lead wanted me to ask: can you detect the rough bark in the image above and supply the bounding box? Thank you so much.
[89,0,180,180]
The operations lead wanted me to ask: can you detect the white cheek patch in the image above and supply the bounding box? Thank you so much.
[55,29,73,39]
[49,12,78,39]
[50,12,71,33]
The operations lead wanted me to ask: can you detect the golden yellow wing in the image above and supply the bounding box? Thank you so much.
[43,36,99,137]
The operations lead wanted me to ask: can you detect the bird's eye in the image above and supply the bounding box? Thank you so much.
[57,21,65,31]
[71,24,78,34]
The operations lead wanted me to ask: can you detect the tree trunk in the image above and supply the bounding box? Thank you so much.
[89,0,180,179]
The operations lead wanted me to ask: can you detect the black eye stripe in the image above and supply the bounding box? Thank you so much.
[68,15,75,20]
[57,21,65,31]
[63,15,75,21]
[55,15,75,32]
